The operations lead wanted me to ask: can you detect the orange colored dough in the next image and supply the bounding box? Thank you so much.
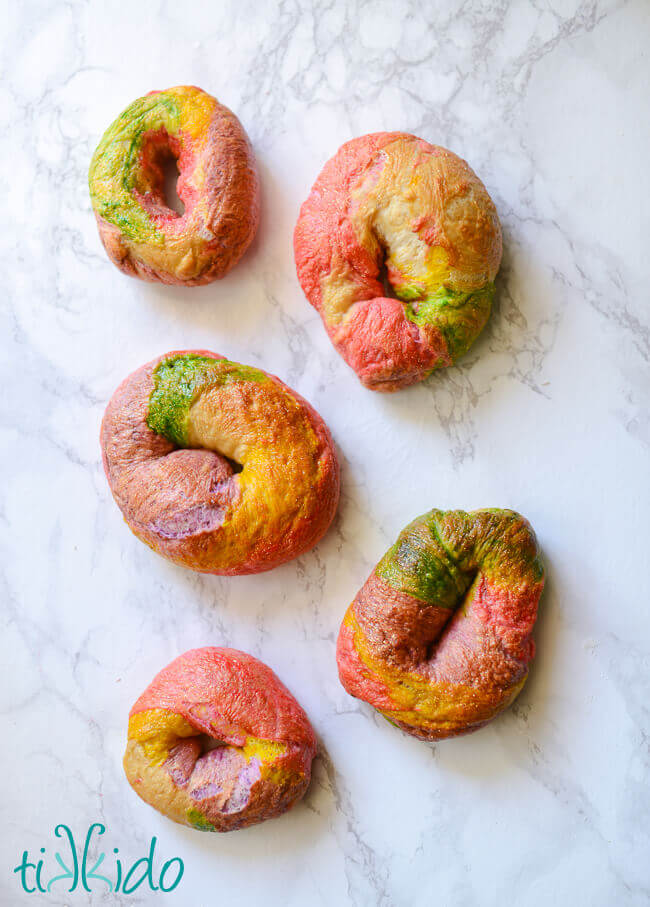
[100,351,340,574]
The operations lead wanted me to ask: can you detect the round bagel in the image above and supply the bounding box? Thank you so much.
[100,351,340,574]
[89,86,259,285]
[336,509,544,739]
[294,133,502,391]
[124,648,317,832]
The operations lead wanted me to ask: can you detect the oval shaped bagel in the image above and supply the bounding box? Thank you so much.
[294,133,502,391]
[337,509,544,739]
[89,86,259,285]
[124,648,317,832]
[101,351,340,574]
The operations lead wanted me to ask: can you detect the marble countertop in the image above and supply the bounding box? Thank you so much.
[2,1,649,904]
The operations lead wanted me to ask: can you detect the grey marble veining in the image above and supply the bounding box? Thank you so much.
[1,1,649,904]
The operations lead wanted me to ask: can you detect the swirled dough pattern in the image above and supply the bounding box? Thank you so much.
[89,86,259,285]
[294,133,502,390]
[337,509,544,739]
[124,648,317,832]
[101,351,340,574]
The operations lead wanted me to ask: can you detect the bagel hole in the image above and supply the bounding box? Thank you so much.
[197,734,225,754]
[161,151,185,216]
[378,256,396,299]
[377,240,426,310]
[378,251,416,305]
[224,454,243,475]
[423,574,479,663]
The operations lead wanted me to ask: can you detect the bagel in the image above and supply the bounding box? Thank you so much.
[336,509,544,739]
[124,648,317,832]
[100,351,340,574]
[294,133,502,391]
[89,86,259,285]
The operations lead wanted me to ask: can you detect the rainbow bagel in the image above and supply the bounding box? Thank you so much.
[100,351,340,574]
[294,133,502,391]
[337,509,544,739]
[89,86,259,285]
[124,648,317,832]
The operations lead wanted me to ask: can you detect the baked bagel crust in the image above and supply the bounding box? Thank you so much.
[124,648,317,832]
[101,351,340,574]
[336,509,544,739]
[89,86,259,285]
[294,133,502,390]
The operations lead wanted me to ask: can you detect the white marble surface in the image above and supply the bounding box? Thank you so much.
[2,1,649,904]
